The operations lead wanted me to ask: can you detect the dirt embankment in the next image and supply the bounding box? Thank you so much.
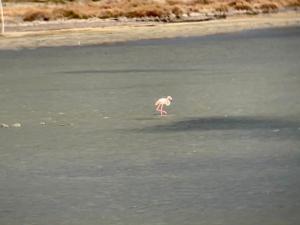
[3,0,300,25]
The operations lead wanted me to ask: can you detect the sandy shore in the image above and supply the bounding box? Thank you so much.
[0,11,300,50]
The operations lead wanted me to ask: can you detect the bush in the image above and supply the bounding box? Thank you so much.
[259,3,278,13]
[52,8,83,19]
[230,0,253,11]
[171,5,184,18]
[215,4,229,13]
[287,0,300,7]
[125,6,170,18]
[23,10,50,21]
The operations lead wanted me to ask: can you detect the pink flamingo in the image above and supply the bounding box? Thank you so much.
[155,96,173,116]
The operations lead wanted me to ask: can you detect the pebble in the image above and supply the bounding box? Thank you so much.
[40,122,46,125]
[272,129,280,133]
[12,123,22,128]
[1,123,9,128]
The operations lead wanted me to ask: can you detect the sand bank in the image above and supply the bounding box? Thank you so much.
[0,11,300,50]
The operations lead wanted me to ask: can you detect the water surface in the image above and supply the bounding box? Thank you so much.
[0,27,300,225]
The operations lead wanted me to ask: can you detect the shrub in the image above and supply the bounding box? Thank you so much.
[259,3,278,13]
[125,5,170,18]
[287,0,300,7]
[214,4,229,13]
[229,0,253,11]
[23,9,50,21]
[191,0,211,4]
[52,8,83,19]
[166,0,182,6]
[171,5,184,17]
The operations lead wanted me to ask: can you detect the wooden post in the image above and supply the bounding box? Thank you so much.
[0,0,4,34]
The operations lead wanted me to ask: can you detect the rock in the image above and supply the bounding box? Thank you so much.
[181,13,189,18]
[40,121,46,125]
[1,123,9,128]
[12,123,21,128]
[168,13,177,21]
[117,17,128,22]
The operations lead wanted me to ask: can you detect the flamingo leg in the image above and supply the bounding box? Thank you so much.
[155,103,167,116]
[160,105,167,116]
[160,105,163,116]
[156,104,162,112]
[156,104,163,116]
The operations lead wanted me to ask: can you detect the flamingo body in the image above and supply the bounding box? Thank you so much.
[155,96,173,116]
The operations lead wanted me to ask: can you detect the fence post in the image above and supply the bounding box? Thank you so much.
[0,0,4,34]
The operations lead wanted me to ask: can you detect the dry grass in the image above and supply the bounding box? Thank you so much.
[286,0,300,7]
[4,0,69,2]
[259,2,278,13]
[214,4,229,13]
[3,0,300,22]
[23,9,51,21]
[228,0,253,11]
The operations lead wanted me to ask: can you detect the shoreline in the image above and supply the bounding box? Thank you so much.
[1,11,300,50]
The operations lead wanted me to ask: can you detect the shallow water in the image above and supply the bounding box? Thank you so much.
[0,27,300,225]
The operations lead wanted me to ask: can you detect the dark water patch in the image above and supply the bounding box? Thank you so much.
[133,116,300,136]
[58,68,201,75]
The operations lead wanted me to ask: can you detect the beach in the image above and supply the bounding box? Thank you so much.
[1,11,300,49]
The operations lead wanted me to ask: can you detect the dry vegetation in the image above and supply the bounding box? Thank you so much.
[2,0,300,22]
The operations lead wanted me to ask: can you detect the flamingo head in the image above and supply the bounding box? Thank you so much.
[167,96,173,102]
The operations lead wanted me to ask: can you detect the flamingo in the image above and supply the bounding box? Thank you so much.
[155,96,173,116]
